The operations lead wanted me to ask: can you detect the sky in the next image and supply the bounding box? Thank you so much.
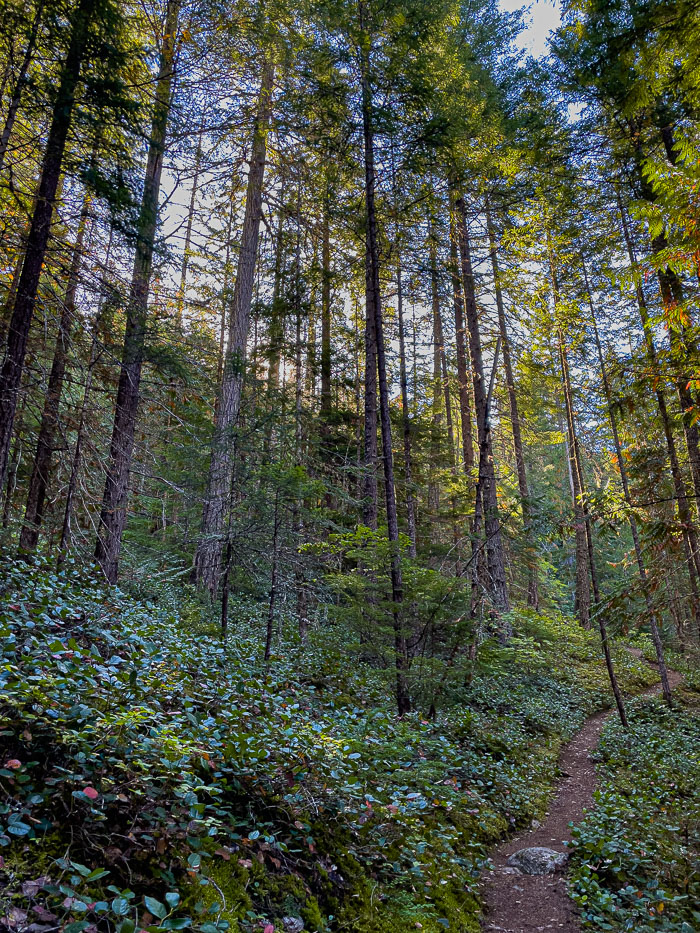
[498,0,562,57]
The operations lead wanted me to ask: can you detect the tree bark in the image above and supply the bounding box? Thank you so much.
[20,184,91,553]
[95,0,180,582]
[0,0,95,490]
[193,55,275,595]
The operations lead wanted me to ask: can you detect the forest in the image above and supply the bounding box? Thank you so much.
[0,0,698,930]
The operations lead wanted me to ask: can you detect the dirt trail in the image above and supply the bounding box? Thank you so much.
[479,657,683,933]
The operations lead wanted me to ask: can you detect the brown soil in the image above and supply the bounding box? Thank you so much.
[479,656,683,933]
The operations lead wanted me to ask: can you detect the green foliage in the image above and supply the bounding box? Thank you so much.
[0,558,669,931]
[569,700,700,932]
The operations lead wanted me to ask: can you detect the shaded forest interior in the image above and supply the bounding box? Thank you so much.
[0,0,699,931]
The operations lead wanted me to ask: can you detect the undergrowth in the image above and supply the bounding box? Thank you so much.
[0,558,657,932]
[568,693,700,933]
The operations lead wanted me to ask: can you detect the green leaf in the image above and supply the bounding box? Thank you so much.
[144,896,167,920]
[111,897,130,916]
[165,892,180,908]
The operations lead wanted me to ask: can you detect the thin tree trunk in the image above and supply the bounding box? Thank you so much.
[217,185,236,385]
[582,258,672,704]
[194,56,275,595]
[454,189,509,616]
[0,0,95,490]
[58,309,100,563]
[360,11,409,715]
[265,486,281,663]
[320,194,332,417]
[429,217,442,530]
[0,0,44,178]
[486,201,538,608]
[635,142,700,509]
[1,390,26,529]
[95,0,180,582]
[362,246,378,530]
[549,255,591,629]
[19,184,92,553]
[396,253,417,558]
[266,179,286,395]
[176,111,205,324]
[551,248,627,726]
[619,200,700,630]
[449,201,474,474]
[58,226,113,565]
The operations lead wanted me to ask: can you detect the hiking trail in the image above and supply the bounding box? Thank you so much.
[479,654,683,932]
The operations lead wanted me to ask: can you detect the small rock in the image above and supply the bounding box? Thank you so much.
[530,819,541,830]
[507,846,568,875]
[283,919,304,933]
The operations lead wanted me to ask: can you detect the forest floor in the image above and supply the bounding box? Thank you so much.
[0,559,698,933]
[480,654,685,933]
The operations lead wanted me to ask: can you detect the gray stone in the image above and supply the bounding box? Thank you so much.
[282,918,304,933]
[506,846,568,875]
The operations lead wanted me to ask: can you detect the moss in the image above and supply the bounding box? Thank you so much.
[183,858,252,931]
[186,854,332,932]
[1,831,66,877]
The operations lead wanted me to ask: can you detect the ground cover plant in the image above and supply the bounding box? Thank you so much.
[0,559,658,933]
[569,685,700,933]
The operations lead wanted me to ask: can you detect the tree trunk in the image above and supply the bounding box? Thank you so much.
[95,0,180,582]
[634,142,700,509]
[549,254,591,629]
[193,55,275,595]
[265,486,281,663]
[20,185,91,553]
[449,203,474,474]
[486,201,538,608]
[551,248,627,725]
[619,200,700,630]
[1,390,26,529]
[396,253,417,558]
[362,244,378,530]
[360,11,409,715]
[454,189,509,615]
[429,218,443,530]
[0,0,95,490]
[176,111,205,323]
[582,257,672,704]
[0,0,44,178]
[266,179,286,395]
[320,195,332,417]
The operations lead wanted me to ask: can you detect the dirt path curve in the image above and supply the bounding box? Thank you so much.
[479,655,683,933]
